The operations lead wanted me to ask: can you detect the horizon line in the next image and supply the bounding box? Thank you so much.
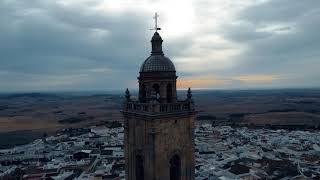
[1,86,320,94]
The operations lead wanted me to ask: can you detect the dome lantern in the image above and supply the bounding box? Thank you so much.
[151,32,164,55]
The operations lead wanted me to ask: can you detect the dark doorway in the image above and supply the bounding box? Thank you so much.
[167,84,172,103]
[136,155,144,180]
[170,154,181,180]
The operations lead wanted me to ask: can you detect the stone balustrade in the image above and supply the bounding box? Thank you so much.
[123,100,195,114]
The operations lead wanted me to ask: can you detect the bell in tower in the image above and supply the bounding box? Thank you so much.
[122,13,196,180]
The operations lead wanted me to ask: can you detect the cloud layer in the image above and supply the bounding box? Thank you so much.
[0,0,319,91]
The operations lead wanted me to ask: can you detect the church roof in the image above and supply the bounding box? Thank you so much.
[140,55,175,72]
[140,32,176,73]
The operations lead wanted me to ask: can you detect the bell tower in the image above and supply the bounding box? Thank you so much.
[122,14,196,180]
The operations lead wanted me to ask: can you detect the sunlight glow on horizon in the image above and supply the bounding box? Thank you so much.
[177,74,287,89]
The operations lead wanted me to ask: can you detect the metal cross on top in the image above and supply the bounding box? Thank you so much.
[151,12,161,32]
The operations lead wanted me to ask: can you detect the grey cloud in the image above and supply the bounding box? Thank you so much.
[218,0,320,87]
[240,0,320,23]
[222,21,272,42]
[0,0,319,91]
[0,0,154,91]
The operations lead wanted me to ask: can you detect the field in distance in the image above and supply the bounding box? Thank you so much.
[195,89,320,127]
[0,89,320,148]
[0,92,123,148]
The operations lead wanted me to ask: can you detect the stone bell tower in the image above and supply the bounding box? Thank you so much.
[122,15,196,180]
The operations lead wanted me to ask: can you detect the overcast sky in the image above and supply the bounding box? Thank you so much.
[0,0,319,92]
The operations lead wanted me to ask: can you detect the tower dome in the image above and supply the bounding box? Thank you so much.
[139,32,176,73]
[140,55,175,72]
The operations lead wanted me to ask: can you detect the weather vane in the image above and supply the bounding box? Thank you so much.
[150,12,161,32]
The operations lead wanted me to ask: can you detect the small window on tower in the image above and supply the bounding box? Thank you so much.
[175,120,177,124]
[152,84,160,100]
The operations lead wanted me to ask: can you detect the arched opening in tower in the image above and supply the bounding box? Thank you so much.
[136,155,144,180]
[152,84,160,100]
[141,84,147,102]
[170,154,181,180]
[167,83,173,103]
